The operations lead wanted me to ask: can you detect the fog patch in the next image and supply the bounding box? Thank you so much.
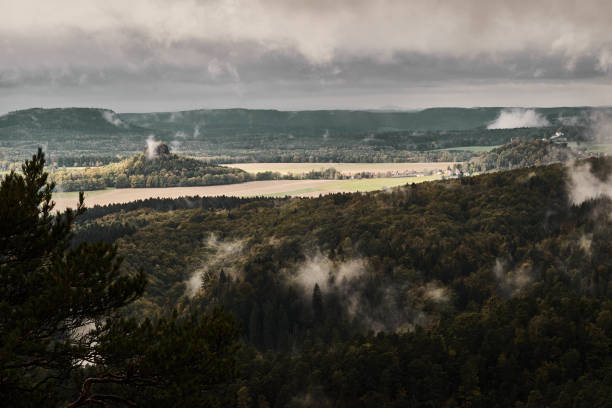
[292,253,366,291]
[423,282,449,302]
[579,233,593,257]
[362,133,376,143]
[487,108,550,129]
[589,109,612,143]
[291,253,450,333]
[168,111,183,122]
[101,110,124,127]
[170,140,182,152]
[493,258,534,296]
[145,135,163,159]
[185,234,245,298]
[567,160,612,206]
[559,115,581,127]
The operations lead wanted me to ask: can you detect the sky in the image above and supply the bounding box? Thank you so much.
[1,0,612,113]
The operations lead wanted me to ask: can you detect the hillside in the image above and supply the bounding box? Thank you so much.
[0,107,595,167]
[74,157,610,334]
[70,158,612,405]
[52,144,250,191]
[473,138,580,171]
[120,107,593,134]
[0,108,152,163]
[120,107,503,134]
[0,107,138,133]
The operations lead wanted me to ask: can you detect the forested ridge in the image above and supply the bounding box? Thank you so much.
[51,149,251,191]
[64,157,612,406]
[1,106,593,166]
[476,139,577,171]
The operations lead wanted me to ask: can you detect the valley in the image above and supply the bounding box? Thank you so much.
[3,105,612,407]
[53,175,440,211]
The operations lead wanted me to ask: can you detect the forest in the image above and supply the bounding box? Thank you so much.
[3,138,612,406]
[469,139,579,172]
[50,146,252,191]
[45,153,612,407]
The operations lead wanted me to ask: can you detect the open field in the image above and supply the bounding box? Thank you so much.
[54,188,116,199]
[568,142,612,154]
[222,162,458,175]
[52,176,440,211]
[265,176,441,197]
[432,145,500,152]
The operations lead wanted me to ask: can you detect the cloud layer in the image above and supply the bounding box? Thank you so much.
[2,0,612,111]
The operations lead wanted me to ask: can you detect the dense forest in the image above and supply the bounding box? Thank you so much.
[49,154,612,406]
[471,139,579,172]
[50,144,251,191]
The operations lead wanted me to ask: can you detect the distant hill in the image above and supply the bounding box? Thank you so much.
[0,106,596,164]
[0,107,145,135]
[119,107,504,134]
[119,107,596,134]
[0,108,153,162]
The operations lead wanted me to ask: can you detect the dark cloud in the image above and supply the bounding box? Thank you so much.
[1,0,612,112]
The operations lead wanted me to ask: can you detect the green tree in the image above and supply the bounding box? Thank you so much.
[72,309,240,407]
[0,149,146,404]
[1,149,242,407]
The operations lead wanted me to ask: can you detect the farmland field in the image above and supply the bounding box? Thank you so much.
[567,142,612,154]
[222,162,457,175]
[54,188,116,199]
[432,145,500,152]
[52,176,441,211]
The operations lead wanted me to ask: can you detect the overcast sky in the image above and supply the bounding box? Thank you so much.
[2,0,612,113]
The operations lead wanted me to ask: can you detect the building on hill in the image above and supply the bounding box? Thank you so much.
[144,142,171,159]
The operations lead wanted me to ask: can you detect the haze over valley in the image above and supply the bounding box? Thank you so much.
[3,1,612,407]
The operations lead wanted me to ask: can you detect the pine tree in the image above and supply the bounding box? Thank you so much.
[0,149,146,403]
[312,284,324,325]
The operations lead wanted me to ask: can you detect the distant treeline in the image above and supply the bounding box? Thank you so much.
[52,155,123,167]
[75,195,286,225]
[201,148,475,164]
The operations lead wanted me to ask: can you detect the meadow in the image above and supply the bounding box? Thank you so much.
[222,162,455,175]
[432,145,500,152]
[568,142,612,154]
[52,175,440,211]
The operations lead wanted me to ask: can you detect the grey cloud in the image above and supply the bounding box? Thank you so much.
[2,0,612,110]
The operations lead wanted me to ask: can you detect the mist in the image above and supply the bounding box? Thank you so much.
[493,258,534,297]
[185,234,245,298]
[567,160,612,206]
[291,253,450,333]
[487,108,550,129]
[145,135,162,159]
[589,109,612,142]
[101,110,124,127]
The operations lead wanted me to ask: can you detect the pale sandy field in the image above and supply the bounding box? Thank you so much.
[222,162,457,175]
[52,176,440,212]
